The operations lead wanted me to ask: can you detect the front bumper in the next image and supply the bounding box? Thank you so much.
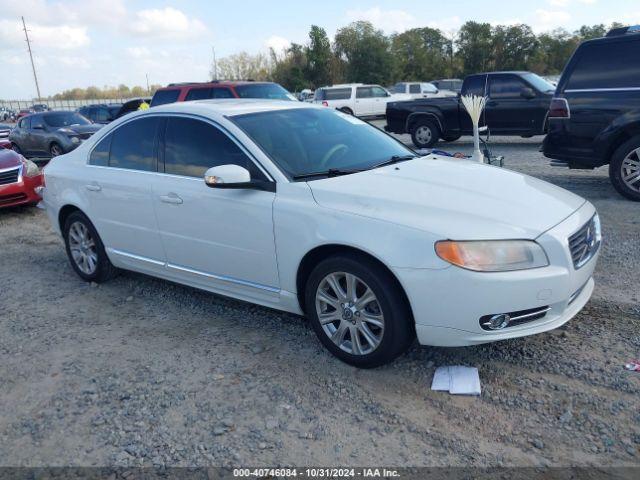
[0,172,43,208]
[394,202,599,347]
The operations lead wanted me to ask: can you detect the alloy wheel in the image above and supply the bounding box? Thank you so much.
[315,272,385,356]
[51,144,63,157]
[415,125,432,144]
[621,147,640,193]
[68,221,98,275]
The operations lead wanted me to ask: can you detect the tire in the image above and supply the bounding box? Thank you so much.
[609,135,640,201]
[304,253,414,368]
[63,211,118,283]
[50,142,63,157]
[442,134,461,142]
[339,107,354,116]
[411,119,440,149]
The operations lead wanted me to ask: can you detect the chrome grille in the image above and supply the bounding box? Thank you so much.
[0,166,20,185]
[0,129,9,138]
[568,215,601,269]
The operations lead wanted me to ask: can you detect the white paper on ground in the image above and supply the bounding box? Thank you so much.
[431,366,481,396]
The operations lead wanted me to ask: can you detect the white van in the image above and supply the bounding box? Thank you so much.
[313,84,411,117]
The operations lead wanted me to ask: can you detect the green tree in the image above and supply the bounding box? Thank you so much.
[456,21,493,76]
[271,43,308,92]
[575,24,607,40]
[390,27,450,82]
[305,25,333,88]
[334,21,393,85]
[491,24,538,71]
[532,28,580,74]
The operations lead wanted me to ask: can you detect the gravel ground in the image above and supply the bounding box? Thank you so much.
[0,133,639,468]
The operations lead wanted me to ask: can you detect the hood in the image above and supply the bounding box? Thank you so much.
[58,124,102,135]
[307,157,585,240]
[0,148,23,169]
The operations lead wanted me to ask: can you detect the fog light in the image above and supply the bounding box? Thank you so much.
[483,313,511,330]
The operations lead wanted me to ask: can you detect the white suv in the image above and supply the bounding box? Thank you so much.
[390,82,457,99]
[314,84,411,117]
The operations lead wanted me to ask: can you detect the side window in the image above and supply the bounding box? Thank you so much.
[409,84,421,94]
[95,108,109,123]
[163,117,266,179]
[371,86,388,97]
[87,107,98,122]
[212,88,234,98]
[150,89,181,107]
[185,88,213,101]
[324,88,351,100]
[109,117,160,171]
[463,76,486,96]
[566,41,640,90]
[489,75,528,98]
[30,115,43,129]
[356,87,372,98]
[89,134,111,166]
[21,117,31,129]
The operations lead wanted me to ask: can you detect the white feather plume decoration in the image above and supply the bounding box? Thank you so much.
[461,94,487,163]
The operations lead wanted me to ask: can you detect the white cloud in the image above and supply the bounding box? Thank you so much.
[126,47,151,59]
[0,19,89,51]
[425,16,462,33]
[1,0,126,26]
[547,0,570,6]
[532,9,572,32]
[54,55,91,68]
[264,35,290,53]
[490,18,524,27]
[127,7,208,40]
[346,7,417,33]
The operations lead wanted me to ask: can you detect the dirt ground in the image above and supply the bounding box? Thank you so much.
[0,135,638,468]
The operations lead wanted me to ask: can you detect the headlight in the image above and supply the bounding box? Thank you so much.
[435,240,549,272]
[22,159,40,177]
[70,136,80,144]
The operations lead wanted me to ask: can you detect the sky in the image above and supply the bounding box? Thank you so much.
[1,0,639,99]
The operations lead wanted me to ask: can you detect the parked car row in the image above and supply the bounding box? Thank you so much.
[390,82,457,99]
[313,83,412,117]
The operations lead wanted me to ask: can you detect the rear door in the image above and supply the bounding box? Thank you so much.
[355,87,374,116]
[84,117,166,274]
[486,74,539,133]
[370,86,391,115]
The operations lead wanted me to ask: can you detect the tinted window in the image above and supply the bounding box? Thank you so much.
[151,89,181,106]
[463,75,486,96]
[212,88,234,98]
[109,117,160,171]
[235,83,292,100]
[20,117,31,129]
[391,83,406,93]
[356,87,372,98]
[185,88,212,101]
[232,108,414,179]
[317,88,352,100]
[95,108,110,122]
[489,75,528,98]
[44,112,90,127]
[30,114,44,129]
[423,83,438,93]
[566,40,640,90]
[89,134,111,166]
[409,84,421,94]
[163,117,264,179]
[371,86,388,98]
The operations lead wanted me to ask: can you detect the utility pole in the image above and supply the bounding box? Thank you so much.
[22,16,41,101]
[146,74,150,95]
[212,46,218,80]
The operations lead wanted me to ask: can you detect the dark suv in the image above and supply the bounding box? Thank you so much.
[543,25,640,201]
[150,81,295,107]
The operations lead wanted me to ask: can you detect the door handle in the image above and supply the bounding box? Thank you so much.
[159,193,183,205]
[85,183,101,192]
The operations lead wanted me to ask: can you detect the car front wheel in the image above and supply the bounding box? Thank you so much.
[63,211,118,282]
[50,142,63,157]
[305,254,414,368]
[609,135,640,201]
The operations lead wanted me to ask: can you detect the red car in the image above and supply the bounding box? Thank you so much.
[0,148,43,208]
[150,81,295,106]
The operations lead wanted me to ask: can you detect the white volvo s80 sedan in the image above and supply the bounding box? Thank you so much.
[40,100,601,367]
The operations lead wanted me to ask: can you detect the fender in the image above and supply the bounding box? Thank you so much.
[405,110,446,134]
[593,109,640,165]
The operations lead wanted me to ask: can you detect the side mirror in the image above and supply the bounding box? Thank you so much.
[204,164,275,192]
[521,87,535,99]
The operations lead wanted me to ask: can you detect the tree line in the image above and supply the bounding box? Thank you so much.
[216,21,625,92]
[47,84,162,101]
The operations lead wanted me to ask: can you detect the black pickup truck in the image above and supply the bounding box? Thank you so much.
[385,71,555,148]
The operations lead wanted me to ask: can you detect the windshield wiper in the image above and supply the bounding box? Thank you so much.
[292,168,364,180]
[368,154,417,170]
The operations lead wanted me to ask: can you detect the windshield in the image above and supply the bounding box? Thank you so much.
[232,108,415,179]
[523,73,556,93]
[44,112,91,127]
[235,83,293,100]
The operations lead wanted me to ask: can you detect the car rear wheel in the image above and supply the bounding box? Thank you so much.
[339,107,354,116]
[304,254,414,368]
[411,119,440,149]
[609,136,640,201]
[63,211,118,282]
[50,142,63,157]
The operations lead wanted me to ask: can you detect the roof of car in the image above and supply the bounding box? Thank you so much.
[148,99,316,117]
[159,81,274,90]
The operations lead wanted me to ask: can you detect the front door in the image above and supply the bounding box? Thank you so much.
[370,86,390,115]
[354,87,374,116]
[486,74,542,133]
[151,116,279,300]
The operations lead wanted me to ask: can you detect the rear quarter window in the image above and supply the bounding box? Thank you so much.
[151,89,181,106]
[320,88,352,100]
[566,40,640,90]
